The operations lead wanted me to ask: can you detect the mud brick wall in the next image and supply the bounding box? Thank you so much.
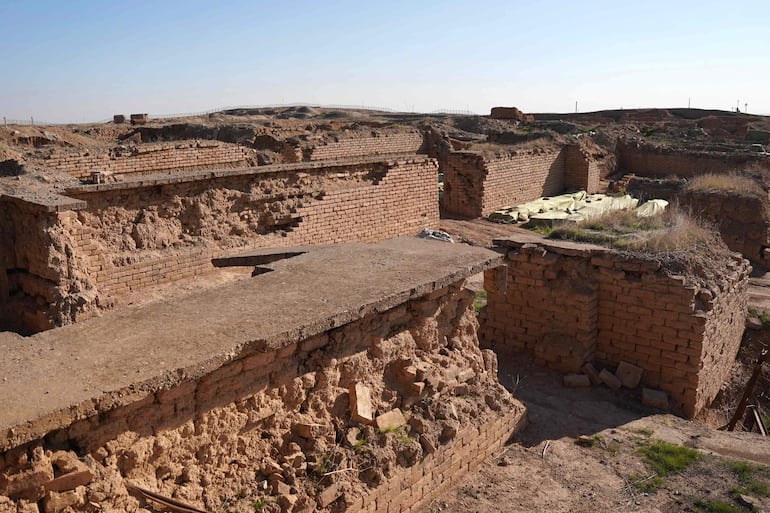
[307,130,424,161]
[616,140,770,178]
[563,144,602,193]
[678,190,770,265]
[0,198,98,335]
[479,239,750,418]
[5,157,439,332]
[0,284,524,513]
[441,146,601,218]
[43,140,258,180]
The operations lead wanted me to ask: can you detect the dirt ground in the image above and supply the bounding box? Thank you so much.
[425,347,770,513]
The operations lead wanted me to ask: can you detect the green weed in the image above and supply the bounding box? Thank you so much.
[638,440,702,477]
[694,499,740,513]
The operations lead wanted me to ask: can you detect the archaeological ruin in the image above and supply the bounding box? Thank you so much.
[2,105,770,512]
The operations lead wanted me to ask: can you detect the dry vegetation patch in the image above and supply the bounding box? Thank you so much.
[548,207,715,254]
[685,173,765,197]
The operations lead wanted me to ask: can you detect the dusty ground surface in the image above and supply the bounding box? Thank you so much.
[430,349,770,513]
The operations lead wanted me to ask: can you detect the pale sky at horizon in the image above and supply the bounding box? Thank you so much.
[2,0,769,123]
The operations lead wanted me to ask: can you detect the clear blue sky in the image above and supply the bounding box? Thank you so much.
[2,0,769,122]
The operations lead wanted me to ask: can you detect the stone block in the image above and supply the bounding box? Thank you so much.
[349,383,374,424]
[42,490,79,513]
[642,388,669,410]
[599,368,622,390]
[581,363,601,385]
[316,482,342,508]
[375,409,407,431]
[563,374,590,388]
[615,361,644,389]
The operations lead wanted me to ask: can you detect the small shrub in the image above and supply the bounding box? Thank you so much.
[473,290,487,313]
[638,440,702,477]
[685,173,764,197]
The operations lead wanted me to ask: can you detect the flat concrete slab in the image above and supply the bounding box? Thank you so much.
[0,237,502,450]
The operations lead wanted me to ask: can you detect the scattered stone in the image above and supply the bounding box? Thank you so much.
[409,381,426,396]
[615,361,643,389]
[581,363,602,385]
[42,490,79,513]
[316,482,342,508]
[278,494,298,512]
[375,409,407,431]
[345,427,361,447]
[291,422,327,440]
[419,434,436,454]
[497,455,513,466]
[271,480,291,496]
[44,452,93,492]
[641,388,669,410]
[563,374,590,388]
[576,435,596,447]
[599,368,622,390]
[417,228,454,243]
[349,383,374,424]
[747,317,764,330]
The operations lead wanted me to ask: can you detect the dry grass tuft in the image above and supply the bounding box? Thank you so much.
[685,173,764,197]
[549,207,714,254]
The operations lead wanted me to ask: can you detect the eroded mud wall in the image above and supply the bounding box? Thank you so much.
[0,283,524,513]
[0,201,99,334]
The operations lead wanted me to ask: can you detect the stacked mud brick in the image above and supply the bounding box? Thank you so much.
[0,156,439,333]
[43,140,258,180]
[479,235,750,418]
[441,144,601,218]
[306,130,424,161]
[616,139,770,178]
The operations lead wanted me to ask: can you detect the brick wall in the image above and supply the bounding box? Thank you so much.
[678,190,770,266]
[43,140,258,180]
[441,145,601,218]
[4,157,439,331]
[0,284,525,513]
[563,144,602,193]
[616,140,770,178]
[307,130,424,161]
[479,237,750,418]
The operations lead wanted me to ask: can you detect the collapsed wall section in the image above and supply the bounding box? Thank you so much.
[1,157,440,333]
[42,140,259,180]
[441,144,601,218]
[479,236,750,418]
[0,240,524,513]
[616,139,770,178]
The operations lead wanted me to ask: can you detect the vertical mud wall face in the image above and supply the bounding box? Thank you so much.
[0,203,11,330]
[0,284,522,513]
[0,206,100,334]
[678,189,770,266]
[480,239,750,418]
